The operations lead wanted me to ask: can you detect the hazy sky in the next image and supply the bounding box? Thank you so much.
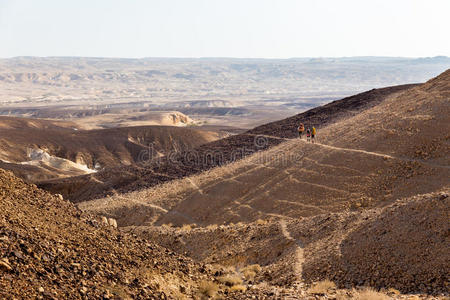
[1,0,449,58]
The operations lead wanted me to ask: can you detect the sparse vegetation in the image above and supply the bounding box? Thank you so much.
[308,280,336,295]
[255,219,267,225]
[206,224,218,230]
[181,224,193,231]
[353,287,390,300]
[198,280,219,298]
[162,222,173,228]
[230,284,247,292]
[218,275,243,287]
[242,264,262,274]
[387,288,401,295]
[241,264,262,281]
[243,269,256,281]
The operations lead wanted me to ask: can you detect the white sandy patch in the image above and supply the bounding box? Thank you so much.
[21,149,96,174]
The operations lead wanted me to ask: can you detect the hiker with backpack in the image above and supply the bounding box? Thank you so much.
[306,128,311,142]
[297,123,305,139]
[311,126,316,143]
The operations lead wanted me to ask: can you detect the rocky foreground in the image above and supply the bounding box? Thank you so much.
[0,169,214,299]
[2,167,449,299]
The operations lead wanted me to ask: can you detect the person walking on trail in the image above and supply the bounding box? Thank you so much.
[306,128,311,142]
[311,126,316,143]
[297,123,305,139]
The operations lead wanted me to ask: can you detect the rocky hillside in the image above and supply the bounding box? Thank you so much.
[249,83,418,138]
[0,169,215,299]
[132,190,449,295]
[0,116,220,181]
[4,167,438,299]
[324,69,450,164]
[302,190,449,295]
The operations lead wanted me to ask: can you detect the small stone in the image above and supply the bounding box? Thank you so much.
[101,216,108,226]
[108,218,118,228]
[13,251,23,259]
[42,254,50,262]
[0,258,12,271]
[103,289,113,299]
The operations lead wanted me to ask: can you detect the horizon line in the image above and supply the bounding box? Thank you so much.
[1,55,449,60]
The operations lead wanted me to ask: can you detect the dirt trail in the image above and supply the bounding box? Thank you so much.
[248,129,450,169]
[279,219,304,282]
[306,139,450,169]
[308,140,393,158]
[186,177,205,195]
[267,136,449,170]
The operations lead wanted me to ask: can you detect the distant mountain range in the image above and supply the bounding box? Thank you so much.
[0,56,448,107]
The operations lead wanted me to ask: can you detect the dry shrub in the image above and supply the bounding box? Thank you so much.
[230,284,247,292]
[308,280,336,294]
[181,224,192,231]
[255,219,266,225]
[350,196,374,210]
[353,287,390,300]
[241,264,262,281]
[218,275,243,287]
[387,288,401,295]
[221,265,236,273]
[206,224,218,230]
[335,290,352,300]
[243,269,256,281]
[242,264,262,273]
[198,280,219,298]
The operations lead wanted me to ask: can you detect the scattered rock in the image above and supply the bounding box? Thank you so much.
[101,216,108,226]
[107,218,117,228]
[0,258,12,271]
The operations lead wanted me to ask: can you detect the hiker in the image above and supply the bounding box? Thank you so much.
[297,123,305,139]
[306,128,311,142]
[311,126,316,143]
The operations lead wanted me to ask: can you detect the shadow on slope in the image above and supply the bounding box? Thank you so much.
[0,116,219,181]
